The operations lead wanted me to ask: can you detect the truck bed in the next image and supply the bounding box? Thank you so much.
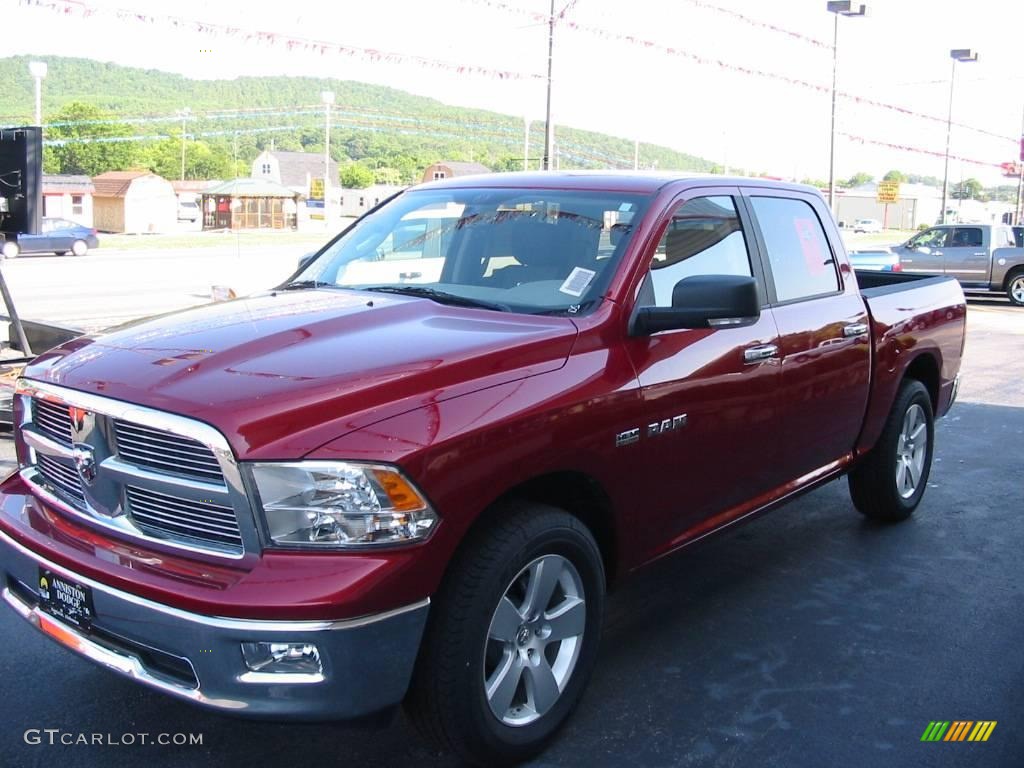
[854,270,967,454]
[853,269,954,296]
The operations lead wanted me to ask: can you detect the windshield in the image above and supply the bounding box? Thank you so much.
[292,187,649,315]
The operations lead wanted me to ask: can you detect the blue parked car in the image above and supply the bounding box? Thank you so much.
[1,218,99,258]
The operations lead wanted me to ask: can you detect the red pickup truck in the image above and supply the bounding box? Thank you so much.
[0,174,965,765]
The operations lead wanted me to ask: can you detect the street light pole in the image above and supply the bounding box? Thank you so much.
[542,0,555,170]
[1016,105,1024,225]
[177,107,191,181]
[941,49,978,225]
[321,90,335,216]
[825,2,867,213]
[28,61,47,127]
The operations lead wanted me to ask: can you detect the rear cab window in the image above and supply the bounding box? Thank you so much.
[950,227,983,248]
[748,196,840,304]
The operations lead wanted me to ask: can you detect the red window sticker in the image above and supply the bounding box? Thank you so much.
[794,218,825,275]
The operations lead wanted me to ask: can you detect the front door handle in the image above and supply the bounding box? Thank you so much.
[743,344,779,364]
[842,323,869,338]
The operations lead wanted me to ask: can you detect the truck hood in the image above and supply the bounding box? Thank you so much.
[26,289,578,459]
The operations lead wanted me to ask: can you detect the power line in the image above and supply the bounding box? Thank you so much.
[22,0,544,81]
[461,0,1016,144]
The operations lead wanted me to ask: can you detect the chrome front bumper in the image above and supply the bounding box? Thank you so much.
[0,528,429,720]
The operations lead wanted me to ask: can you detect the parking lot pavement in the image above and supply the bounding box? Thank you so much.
[0,302,1021,768]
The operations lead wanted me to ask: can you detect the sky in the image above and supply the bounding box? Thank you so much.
[4,0,1023,186]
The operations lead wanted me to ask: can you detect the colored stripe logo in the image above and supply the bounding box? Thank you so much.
[921,721,997,742]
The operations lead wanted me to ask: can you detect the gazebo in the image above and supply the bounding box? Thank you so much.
[201,178,299,230]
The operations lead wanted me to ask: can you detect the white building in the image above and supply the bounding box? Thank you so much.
[834,183,943,231]
[251,150,339,197]
[41,175,94,227]
[338,184,405,218]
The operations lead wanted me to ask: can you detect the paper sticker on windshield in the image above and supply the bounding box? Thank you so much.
[559,267,596,297]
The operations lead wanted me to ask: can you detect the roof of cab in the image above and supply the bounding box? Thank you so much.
[413,170,821,196]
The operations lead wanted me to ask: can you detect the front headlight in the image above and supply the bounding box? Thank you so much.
[250,462,438,548]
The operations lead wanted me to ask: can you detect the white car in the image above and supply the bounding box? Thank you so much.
[853,218,882,233]
[177,200,200,222]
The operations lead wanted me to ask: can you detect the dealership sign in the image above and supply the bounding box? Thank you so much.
[876,181,900,203]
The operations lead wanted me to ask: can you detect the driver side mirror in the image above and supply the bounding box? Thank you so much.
[630,275,760,336]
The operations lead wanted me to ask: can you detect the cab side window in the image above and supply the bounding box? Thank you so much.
[908,228,949,249]
[647,196,752,307]
[750,196,839,303]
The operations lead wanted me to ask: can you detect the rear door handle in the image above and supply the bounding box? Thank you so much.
[743,344,779,364]
[842,323,869,338]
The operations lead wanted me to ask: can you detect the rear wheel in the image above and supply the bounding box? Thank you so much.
[1,241,19,259]
[1006,270,1024,307]
[406,502,605,766]
[70,239,89,257]
[849,379,934,522]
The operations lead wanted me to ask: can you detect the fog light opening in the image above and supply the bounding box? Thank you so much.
[241,641,322,675]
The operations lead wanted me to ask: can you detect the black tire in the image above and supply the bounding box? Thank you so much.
[849,378,934,522]
[1005,269,1024,307]
[405,502,605,766]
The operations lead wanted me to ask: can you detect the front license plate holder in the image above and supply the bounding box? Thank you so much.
[37,569,95,631]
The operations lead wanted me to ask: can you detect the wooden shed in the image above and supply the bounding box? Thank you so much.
[92,171,177,234]
[201,178,299,230]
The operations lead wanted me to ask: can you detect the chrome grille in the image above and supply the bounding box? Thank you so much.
[114,420,224,483]
[36,453,86,505]
[20,381,249,558]
[33,399,73,446]
[126,486,242,550]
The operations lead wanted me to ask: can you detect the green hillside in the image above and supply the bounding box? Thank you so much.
[0,56,716,183]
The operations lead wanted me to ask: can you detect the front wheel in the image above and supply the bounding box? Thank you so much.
[1,241,19,259]
[1006,271,1024,307]
[849,379,934,522]
[406,503,605,766]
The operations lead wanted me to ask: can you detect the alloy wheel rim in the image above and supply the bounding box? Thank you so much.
[895,403,928,499]
[1011,277,1024,304]
[483,554,586,727]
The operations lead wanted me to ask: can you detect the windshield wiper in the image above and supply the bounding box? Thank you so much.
[361,286,510,312]
[279,279,324,290]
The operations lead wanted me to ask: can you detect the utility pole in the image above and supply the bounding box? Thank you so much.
[523,117,530,171]
[633,138,639,170]
[542,0,555,170]
[232,131,239,176]
[177,107,191,181]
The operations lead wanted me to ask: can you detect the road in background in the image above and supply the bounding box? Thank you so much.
[0,233,330,332]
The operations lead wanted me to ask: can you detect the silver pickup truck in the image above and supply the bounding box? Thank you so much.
[853,223,1024,306]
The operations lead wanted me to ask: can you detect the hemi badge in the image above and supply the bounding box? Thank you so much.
[615,428,640,447]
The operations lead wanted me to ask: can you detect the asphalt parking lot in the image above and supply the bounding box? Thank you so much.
[0,299,1020,768]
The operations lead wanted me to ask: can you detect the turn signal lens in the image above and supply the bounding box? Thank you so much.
[372,468,427,512]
